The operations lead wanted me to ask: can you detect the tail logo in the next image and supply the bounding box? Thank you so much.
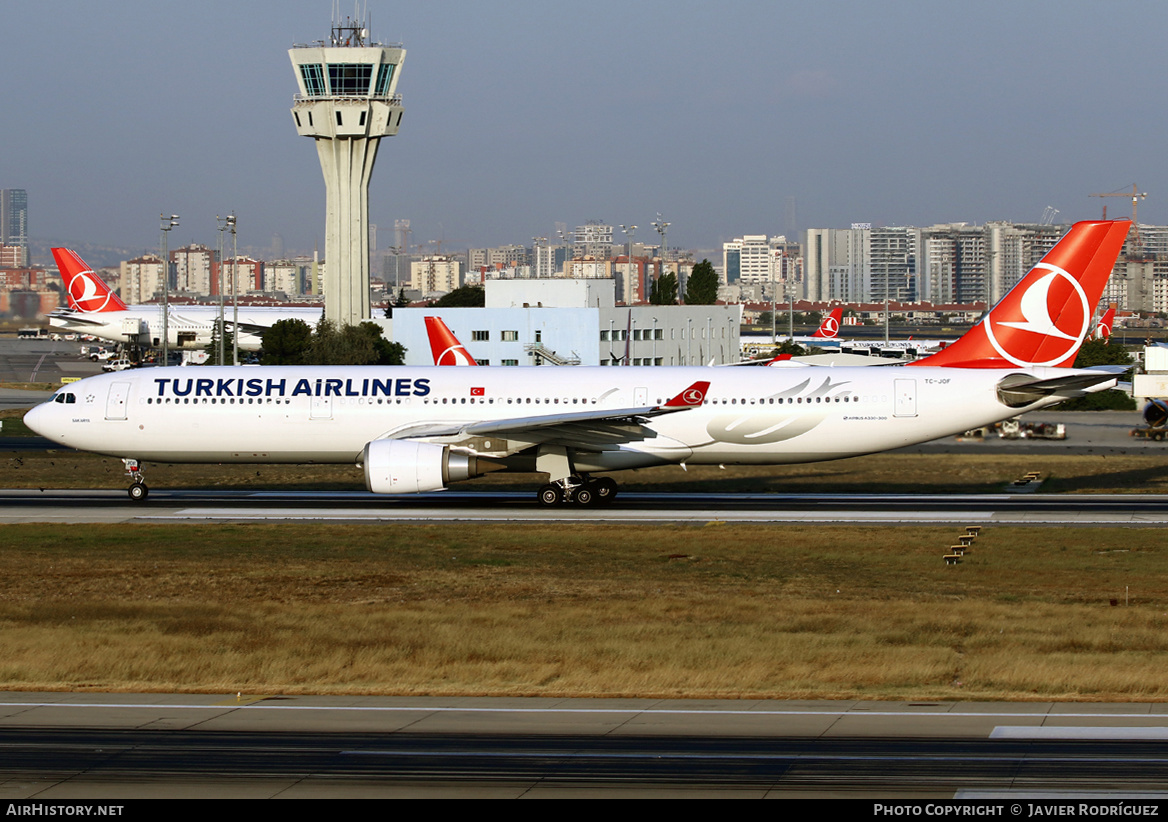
[819,316,839,337]
[682,387,706,404]
[68,269,113,313]
[434,345,476,366]
[984,263,1090,368]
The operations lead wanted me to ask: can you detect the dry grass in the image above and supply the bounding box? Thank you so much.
[0,523,1166,700]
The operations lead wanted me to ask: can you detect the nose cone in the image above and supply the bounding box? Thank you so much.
[23,402,52,439]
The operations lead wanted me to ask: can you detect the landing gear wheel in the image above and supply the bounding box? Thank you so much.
[593,477,618,504]
[538,483,563,506]
[575,486,595,506]
[128,482,149,502]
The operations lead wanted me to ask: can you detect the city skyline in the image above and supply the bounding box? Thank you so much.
[3,1,1166,256]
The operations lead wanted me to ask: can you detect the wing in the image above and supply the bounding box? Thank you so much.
[381,380,710,454]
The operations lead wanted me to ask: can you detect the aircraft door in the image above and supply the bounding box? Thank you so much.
[893,378,917,418]
[105,382,131,420]
[634,387,648,406]
[310,394,333,420]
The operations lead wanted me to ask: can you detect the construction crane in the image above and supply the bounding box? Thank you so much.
[1090,184,1148,244]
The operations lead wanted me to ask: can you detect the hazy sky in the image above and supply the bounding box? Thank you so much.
[4,0,1166,259]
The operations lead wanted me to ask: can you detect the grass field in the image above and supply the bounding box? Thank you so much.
[0,523,1165,700]
[4,424,1168,700]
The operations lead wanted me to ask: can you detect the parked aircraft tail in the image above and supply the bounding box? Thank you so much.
[809,306,842,339]
[1093,304,1117,341]
[425,316,478,365]
[52,248,129,314]
[908,220,1131,368]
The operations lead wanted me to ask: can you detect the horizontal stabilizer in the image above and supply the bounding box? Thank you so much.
[996,370,1120,408]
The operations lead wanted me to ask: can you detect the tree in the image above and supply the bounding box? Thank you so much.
[259,318,312,365]
[1073,338,1134,368]
[359,321,406,365]
[302,319,406,366]
[753,340,808,359]
[1057,338,1136,411]
[431,284,485,307]
[649,272,678,305]
[204,322,235,366]
[684,259,719,305]
[383,288,411,318]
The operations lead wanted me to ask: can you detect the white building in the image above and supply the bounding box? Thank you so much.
[120,255,165,303]
[411,256,462,295]
[391,278,741,367]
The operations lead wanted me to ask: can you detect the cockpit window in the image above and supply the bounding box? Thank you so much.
[53,392,77,404]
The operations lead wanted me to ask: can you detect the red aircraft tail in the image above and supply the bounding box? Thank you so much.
[1092,304,1117,341]
[52,248,129,313]
[425,316,478,366]
[809,306,842,338]
[908,220,1130,368]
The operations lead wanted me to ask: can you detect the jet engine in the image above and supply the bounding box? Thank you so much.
[1144,399,1168,430]
[362,439,479,494]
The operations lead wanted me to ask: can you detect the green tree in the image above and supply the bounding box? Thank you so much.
[1058,338,1136,411]
[1073,338,1134,368]
[684,259,719,305]
[649,272,678,305]
[360,321,406,365]
[204,322,235,366]
[303,319,406,366]
[383,288,412,318]
[259,318,312,365]
[431,284,485,307]
[753,340,808,359]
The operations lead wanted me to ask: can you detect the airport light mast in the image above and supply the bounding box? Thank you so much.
[289,14,405,325]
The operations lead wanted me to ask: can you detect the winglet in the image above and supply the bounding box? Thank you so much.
[908,220,1131,368]
[52,248,129,313]
[810,306,843,339]
[663,380,710,408]
[425,316,478,366]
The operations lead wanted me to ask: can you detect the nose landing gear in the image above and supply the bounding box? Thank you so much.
[122,458,149,502]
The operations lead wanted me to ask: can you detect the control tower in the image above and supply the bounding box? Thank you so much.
[289,16,405,325]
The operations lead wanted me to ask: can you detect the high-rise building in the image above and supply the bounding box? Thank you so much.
[289,15,405,324]
[172,244,215,295]
[1,189,28,267]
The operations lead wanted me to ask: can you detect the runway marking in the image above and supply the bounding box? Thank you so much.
[992,726,1168,739]
[138,508,999,524]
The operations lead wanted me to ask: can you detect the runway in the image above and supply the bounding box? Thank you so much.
[2,488,1168,525]
[2,695,1168,798]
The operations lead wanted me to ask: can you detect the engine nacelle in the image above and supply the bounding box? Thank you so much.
[1144,399,1168,429]
[362,439,477,495]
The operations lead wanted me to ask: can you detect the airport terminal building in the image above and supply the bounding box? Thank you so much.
[390,279,741,367]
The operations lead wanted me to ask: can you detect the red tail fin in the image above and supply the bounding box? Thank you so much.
[52,248,128,313]
[908,220,1130,368]
[425,316,478,366]
[1093,304,1116,341]
[810,306,842,338]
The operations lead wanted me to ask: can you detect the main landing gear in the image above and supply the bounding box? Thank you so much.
[123,458,149,502]
[537,475,618,506]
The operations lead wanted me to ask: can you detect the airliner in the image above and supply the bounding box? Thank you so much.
[25,221,1131,505]
[48,248,322,352]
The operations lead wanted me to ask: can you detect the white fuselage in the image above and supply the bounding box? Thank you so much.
[25,364,1076,474]
[49,306,323,351]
